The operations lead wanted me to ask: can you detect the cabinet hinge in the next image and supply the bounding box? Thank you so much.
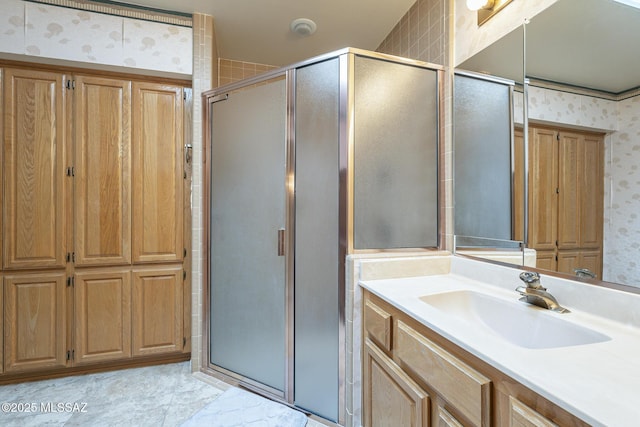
[183,248,187,258]
[183,270,187,280]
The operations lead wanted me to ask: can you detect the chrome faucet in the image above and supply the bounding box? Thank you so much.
[574,268,596,279]
[516,272,570,313]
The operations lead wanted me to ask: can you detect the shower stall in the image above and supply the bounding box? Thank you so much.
[203,48,442,424]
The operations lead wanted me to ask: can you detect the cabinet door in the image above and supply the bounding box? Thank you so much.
[74,269,131,364]
[437,406,464,427]
[528,127,558,251]
[557,132,580,249]
[579,134,603,249]
[4,272,67,372]
[535,250,556,271]
[132,266,183,355]
[363,338,430,427]
[74,75,131,266]
[3,68,66,270]
[509,396,558,427]
[132,83,183,263]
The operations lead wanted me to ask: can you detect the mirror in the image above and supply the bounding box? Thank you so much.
[454,0,640,290]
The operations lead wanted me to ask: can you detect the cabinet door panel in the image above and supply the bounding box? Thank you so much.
[579,135,603,249]
[4,272,67,372]
[3,69,66,269]
[509,396,558,427]
[132,83,183,263]
[74,76,131,266]
[529,128,557,251]
[558,132,580,249]
[75,269,131,364]
[132,266,183,355]
[363,338,429,427]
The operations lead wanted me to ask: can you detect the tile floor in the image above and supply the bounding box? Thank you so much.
[0,362,327,427]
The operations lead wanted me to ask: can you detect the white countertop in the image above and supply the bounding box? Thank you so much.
[361,272,640,427]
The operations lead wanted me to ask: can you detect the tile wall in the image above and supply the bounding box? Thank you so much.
[190,13,218,373]
[217,59,278,86]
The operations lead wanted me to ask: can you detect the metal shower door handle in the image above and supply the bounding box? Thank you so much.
[277,228,285,256]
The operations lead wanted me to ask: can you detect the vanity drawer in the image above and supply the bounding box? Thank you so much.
[395,320,491,426]
[364,299,392,351]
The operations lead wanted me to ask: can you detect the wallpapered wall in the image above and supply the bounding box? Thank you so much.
[0,0,192,75]
[515,86,640,287]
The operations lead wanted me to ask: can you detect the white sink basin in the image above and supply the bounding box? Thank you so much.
[419,290,611,349]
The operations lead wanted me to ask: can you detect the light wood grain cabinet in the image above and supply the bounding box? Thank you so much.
[363,291,589,427]
[74,269,131,364]
[527,125,604,277]
[0,64,190,380]
[364,338,430,427]
[3,68,67,270]
[132,266,183,356]
[132,83,184,264]
[4,272,67,372]
[74,76,132,266]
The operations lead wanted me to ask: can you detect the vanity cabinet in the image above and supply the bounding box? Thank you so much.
[0,63,190,381]
[363,291,590,427]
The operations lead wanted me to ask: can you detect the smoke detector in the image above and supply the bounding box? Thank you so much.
[290,18,317,36]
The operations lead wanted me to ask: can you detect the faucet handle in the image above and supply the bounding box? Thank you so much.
[519,271,545,289]
[519,271,539,283]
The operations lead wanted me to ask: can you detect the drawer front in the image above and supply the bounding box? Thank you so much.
[509,396,559,427]
[396,320,491,426]
[364,299,392,351]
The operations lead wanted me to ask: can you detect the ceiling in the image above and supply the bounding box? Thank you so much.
[459,0,640,95]
[121,0,416,66]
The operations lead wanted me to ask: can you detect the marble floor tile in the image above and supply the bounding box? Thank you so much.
[0,362,331,427]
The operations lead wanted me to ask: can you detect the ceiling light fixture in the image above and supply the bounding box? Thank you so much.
[466,0,494,11]
[468,0,513,26]
[290,18,317,36]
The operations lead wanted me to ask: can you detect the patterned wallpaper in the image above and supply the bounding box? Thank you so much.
[0,0,192,75]
[606,96,640,287]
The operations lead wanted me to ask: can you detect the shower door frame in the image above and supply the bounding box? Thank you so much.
[202,68,296,403]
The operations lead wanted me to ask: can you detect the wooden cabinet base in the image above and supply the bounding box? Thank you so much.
[0,353,189,386]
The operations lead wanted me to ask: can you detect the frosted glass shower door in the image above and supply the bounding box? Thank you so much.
[209,77,287,393]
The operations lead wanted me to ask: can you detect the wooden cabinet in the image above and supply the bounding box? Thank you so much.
[132,266,183,356]
[4,272,67,372]
[509,397,558,427]
[74,269,131,364]
[3,68,67,270]
[363,338,430,427]
[0,63,190,381]
[74,75,132,266]
[363,291,589,427]
[132,83,184,264]
[527,125,604,277]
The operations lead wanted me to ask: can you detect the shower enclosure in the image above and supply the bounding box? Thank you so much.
[203,48,442,424]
